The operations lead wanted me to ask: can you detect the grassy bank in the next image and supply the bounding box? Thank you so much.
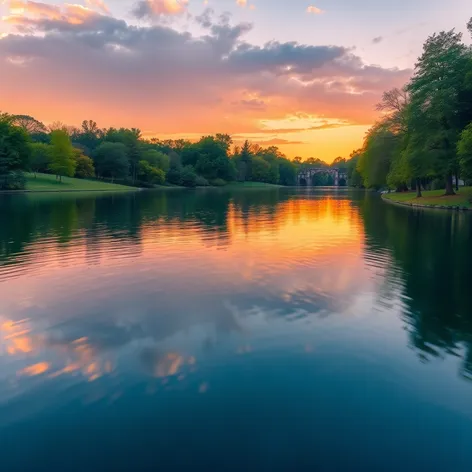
[383,187,472,209]
[24,173,136,192]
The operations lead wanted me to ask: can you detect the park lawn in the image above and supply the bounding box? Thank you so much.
[25,173,136,192]
[384,187,472,208]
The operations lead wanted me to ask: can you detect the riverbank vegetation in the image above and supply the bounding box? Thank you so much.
[0,113,344,191]
[4,18,471,194]
[383,187,472,209]
[345,17,472,200]
[1,114,350,191]
[25,173,134,192]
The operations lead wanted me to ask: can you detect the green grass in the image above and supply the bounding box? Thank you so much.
[24,173,136,192]
[383,187,472,208]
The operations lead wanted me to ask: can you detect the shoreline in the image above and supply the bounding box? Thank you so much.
[381,194,471,211]
[0,188,141,195]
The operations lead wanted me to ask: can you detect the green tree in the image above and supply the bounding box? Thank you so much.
[74,149,95,178]
[357,123,398,189]
[29,142,52,176]
[0,114,31,189]
[346,151,363,187]
[215,133,233,152]
[49,129,76,181]
[331,156,347,170]
[94,142,129,182]
[180,165,198,187]
[71,120,103,155]
[407,29,471,195]
[137,160,165,185]
[457,123,472,179]
[251,155,272,182]
[278,158,297,185]
[195,136,235,181]
[142,149,170,172]
[105,127,142,182]
[236,140,253,181]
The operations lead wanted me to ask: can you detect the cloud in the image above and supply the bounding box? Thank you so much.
[232,98,266,110]
[306,5,323,14]
[132,0,188,19]
[372,36,383,44]
[0,11,411,135]
[85,0,110,15]
[257,138,305,145]
[3,1,100,30]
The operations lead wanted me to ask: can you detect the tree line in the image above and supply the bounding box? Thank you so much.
[0,112,353,191]
[346,18,472,196]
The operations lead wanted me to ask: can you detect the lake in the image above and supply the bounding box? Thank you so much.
[1,188,472,471]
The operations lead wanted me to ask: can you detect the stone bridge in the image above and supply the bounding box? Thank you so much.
[297,167,348,186]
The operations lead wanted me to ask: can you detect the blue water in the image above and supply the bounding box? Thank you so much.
[1,188,471,471]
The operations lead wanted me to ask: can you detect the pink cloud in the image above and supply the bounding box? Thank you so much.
[0,12,411,137]
[307,5,323,15]
[85,0,110,15]
[132,0,189,18]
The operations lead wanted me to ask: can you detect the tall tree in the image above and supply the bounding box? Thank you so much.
[0,114,31,189]
[407,29,470,195]
[49,130,76,180]
[215,133,233,152]
[105,127,142,182]
[74,149,95,178]
[141,149,170,172]
[93,142,129,182]
[236,140,252,181]
[12,115,47,135]
[375,87,410,134]
[457,123,472,179]
[29,143,52,177]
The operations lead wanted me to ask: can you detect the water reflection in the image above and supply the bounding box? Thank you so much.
[2,188,472,469]
[358,195,472,380]
[1,189,472,385]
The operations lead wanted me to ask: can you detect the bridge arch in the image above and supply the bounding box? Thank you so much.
[297,167,348,187]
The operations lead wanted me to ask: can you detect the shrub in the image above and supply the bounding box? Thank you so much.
[181,165,197,187]
[138,160,165,185]
[0,171,26,190]
[74,150,95,178]
[166,167,183,185]
[195,175,209,186]
[210,178,227,187]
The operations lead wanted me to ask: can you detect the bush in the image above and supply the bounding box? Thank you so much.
[0,171,26,190]
[210,178,227,187]
[74,151,95,179]
[166,167,183,185]
[138,160,165,185]
[195,175,209,186]
[181,165,197,187]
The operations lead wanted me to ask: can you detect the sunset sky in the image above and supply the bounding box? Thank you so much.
[1,0,470,162]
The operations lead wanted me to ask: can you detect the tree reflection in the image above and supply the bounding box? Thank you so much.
[359,194,472,380]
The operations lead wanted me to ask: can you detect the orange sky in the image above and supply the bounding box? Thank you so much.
[1,0,468,161]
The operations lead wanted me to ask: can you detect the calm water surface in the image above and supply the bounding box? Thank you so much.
[1,188,472,471]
